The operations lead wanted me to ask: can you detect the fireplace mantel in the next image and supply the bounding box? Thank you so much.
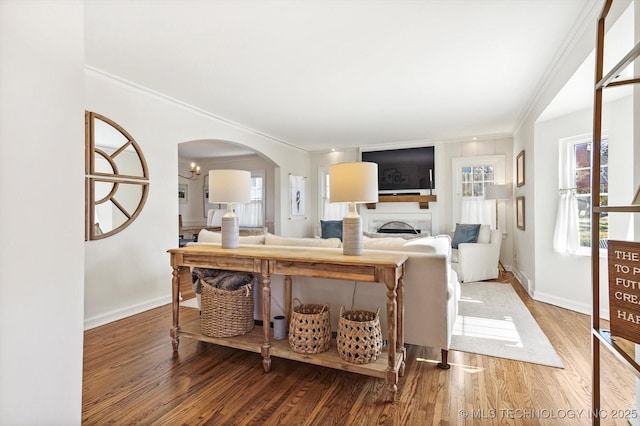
[366,194,437,210]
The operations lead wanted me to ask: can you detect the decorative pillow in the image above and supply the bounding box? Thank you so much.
[265,233,341,248]
[451,223,481,249]
[320,220,343,241]
[198,229,266,245]
[207,209,225,227]
[477,224,491,244]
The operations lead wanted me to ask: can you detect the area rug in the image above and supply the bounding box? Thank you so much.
[450,282,564,368]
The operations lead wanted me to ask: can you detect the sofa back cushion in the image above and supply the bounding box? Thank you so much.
[198,229,266,245]
[477,224,491,244]
[265,233,341,248]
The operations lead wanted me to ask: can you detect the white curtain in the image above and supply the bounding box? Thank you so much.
[460,196,495,227]
[323,199,348,220]
[237,201,263,227]
[553,144,579,254]
[553,190,579,254]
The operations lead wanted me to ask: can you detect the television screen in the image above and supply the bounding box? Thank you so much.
[362,146,435,192]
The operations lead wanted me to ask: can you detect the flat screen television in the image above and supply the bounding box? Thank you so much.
[361,146,435,193]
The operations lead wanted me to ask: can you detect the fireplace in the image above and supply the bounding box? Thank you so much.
[365,213,432,236]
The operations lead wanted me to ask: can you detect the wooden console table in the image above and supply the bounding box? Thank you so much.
[167,244,408,400]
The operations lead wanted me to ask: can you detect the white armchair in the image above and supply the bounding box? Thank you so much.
[450,225,502,282]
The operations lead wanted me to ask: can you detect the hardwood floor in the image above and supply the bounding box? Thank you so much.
[82,273,636,425]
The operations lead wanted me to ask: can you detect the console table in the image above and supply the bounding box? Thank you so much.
[167,244,408,400]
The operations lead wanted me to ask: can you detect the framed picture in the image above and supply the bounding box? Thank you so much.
[178,183,188,204]
[516,150,525,187]
[289,174,306,218]
[516,196,525,230]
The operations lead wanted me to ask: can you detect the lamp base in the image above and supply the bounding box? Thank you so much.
[343,215,363,256]
[221,214,239,249]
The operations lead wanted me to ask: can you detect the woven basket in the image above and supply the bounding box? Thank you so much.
[200,280,254,338]
[288,300,331,354]
[336,306,382,364]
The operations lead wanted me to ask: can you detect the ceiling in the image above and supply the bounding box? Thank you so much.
[85,0,601,157]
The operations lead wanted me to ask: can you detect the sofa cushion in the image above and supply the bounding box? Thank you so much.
[320,220,343,241]
[451,223,481,249]
[198,229,266,245]
[363,231,426,240]
[362,236,408,250]
[477,224,491,244]
[265,233,341,248]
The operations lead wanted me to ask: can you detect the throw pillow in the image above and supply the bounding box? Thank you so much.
[477,224,491,244]
[320,220,343,241]
[451,223,481,249]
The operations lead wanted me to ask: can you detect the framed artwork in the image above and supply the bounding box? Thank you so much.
[178,183,188,204]
[516,150,525,187]
[289,174,306,219]
[516,196,525,230]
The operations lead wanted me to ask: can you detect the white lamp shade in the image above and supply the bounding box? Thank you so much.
[329,162,378,203]
[208,169,251,203]
[484,184,512,200]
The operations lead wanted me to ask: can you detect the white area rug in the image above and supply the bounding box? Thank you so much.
[450,282,564,368]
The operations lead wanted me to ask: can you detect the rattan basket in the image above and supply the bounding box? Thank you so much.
[336,306,382,364]
[200,280,254,338]
[288,300,331,354]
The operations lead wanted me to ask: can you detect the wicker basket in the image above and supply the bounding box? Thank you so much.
[336,306,382,364]
[288,300,331,354]
[200,280,254,338]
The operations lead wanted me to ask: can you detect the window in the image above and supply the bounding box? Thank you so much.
[572,138,608,248]
[461,165,495,197]
[319,168,348,220]
[452,155,505,229]
[236,172,265,227]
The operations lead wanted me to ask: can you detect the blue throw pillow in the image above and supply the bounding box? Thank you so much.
[321,220,343,241]
[451,223,481,249]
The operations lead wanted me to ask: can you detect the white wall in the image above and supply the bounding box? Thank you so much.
[0,2,85,424]
[512,0,605,297]
[84,70,311,328]
[534,95,633,315]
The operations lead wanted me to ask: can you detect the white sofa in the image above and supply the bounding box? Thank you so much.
[192,230,460,368]
[450,225,502,283]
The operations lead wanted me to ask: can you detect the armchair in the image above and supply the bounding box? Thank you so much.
[450,225,502,282]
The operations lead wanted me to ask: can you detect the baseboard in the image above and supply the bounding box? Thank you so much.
[84,295,172,330]
[532,290,611,320]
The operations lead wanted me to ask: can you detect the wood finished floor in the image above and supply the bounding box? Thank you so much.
[82,273,636,425]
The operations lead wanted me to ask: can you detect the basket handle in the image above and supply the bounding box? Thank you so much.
[340,305,345,316]
[293,297,303,308]
[320,304,328,314]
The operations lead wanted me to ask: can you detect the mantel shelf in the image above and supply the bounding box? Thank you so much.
[366,194,437,210]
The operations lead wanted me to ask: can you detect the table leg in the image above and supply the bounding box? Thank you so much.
[261,266,272,372]
[397,272,406,377]
[385,268,398,401]
[170,263,181,352]
[284,275,292,330]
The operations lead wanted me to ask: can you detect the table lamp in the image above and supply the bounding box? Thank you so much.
[329,162,378,256]
[208,169,251,249]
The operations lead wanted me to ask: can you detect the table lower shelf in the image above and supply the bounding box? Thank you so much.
[177,319,404,379]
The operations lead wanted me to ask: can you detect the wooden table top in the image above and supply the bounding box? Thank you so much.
[168,244,408,268]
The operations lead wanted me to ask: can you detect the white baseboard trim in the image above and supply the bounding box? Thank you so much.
[84,295,172,330]
[532,290,610,319]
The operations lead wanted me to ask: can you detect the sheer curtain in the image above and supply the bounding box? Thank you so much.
[553,144,579,254]
[460,196,494,227]
[237,201,263,227]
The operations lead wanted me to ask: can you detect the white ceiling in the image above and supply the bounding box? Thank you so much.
[85,0,600,156]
